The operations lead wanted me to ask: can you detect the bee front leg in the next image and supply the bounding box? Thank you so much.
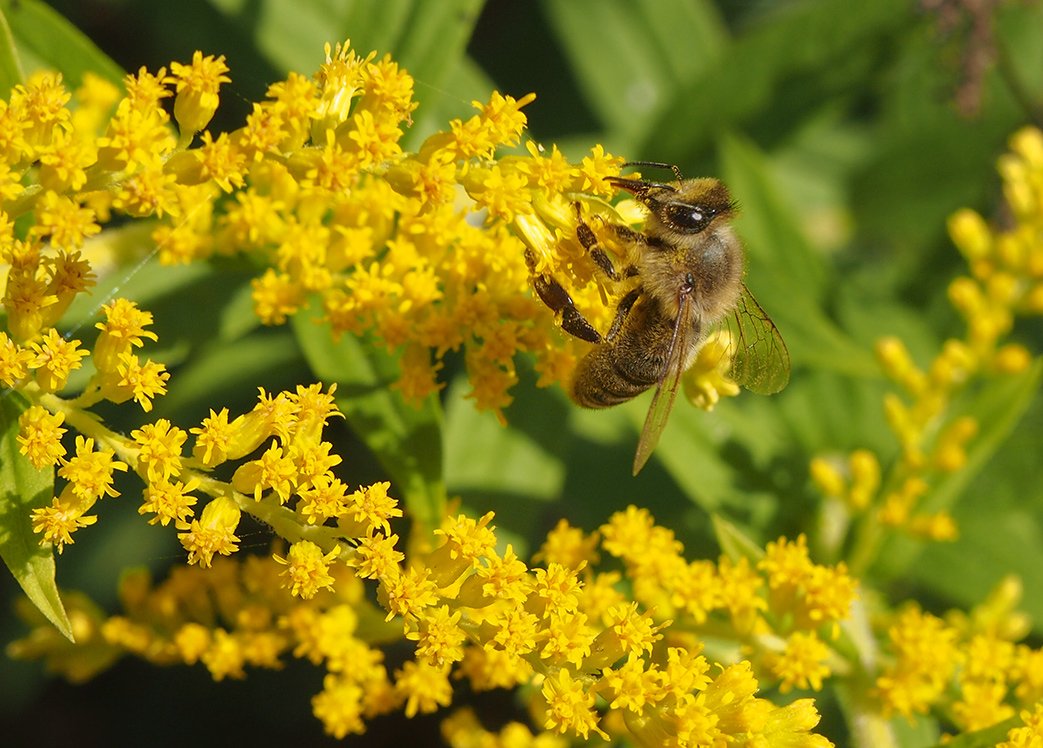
[525,249,603,344]
[574,209,641,280]
[576,220,621,280]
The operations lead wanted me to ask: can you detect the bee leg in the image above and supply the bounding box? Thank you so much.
[576,220,620,281]
[525,249,603,344]
[605,287,641,342]
[604,225,645,279]
[575,211,643,280]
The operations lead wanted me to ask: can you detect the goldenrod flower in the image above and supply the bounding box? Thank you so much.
[93,299,158,373]
[177,496,241,567]
[297,477,351,525]
[274,541,340,599]
[683,329,741,410]
[31,490,98,554]
[29,328,89,392]
[312,673,366,738]
[348,534,404,580]
[169,51,230,137]
[1000,703,1043,747]
[533,518,600,569]
[875,606,961,717]
[342,480,402,537]
[9,39,1041,748]
[0,331,34,385]
[95,351,169,411]
[231,440,297,503]
[131,419,186,484]
[542,668,608,740]
[379,565,438,623]
[139,478,198,526]
[409,605,467,667]
[766,630,832,693]
[57,435,128,502]
[17,404,67,469]
[459,543,532,607]
[427,511,497,587]
[394,659,453,718]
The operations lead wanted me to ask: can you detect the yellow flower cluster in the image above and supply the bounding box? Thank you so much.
[0,42,612,570]
[22,372,387,565]
[875,577,1043,742]
[811,128,1043,553]
[10,506,842,745]
[0,42,633,427]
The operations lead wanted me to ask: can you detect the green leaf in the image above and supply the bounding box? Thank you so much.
[637,402,734,510]
[934,716,1020,748]
[926,359,1043,516]
[717,131,876,376]
[644,0,909,162]
[542,0,726,147]
[292,301,445,532]
[443,366,571,539]
[151,328,304,421]
[445,375,565,500]
[712,514,765,563]
[221,0,484,140]
[0,392,72,641]
[1,0,124,89]
[835,680,904,748]
[0,7,24,96]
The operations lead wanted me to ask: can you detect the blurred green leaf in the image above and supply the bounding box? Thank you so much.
[292,302,445,532]
[218,0,484,135]
[410,54,497,150]
[444,366,572,540]
[719,132,825,295]
[0,393,72,641]
[646,0,909,163]
[718,131,876,376]
[934,717,1020,748]
[641,403,743,511]
[1,0,124,88]
[928,359,1043,516]
[712,514,764,563]
[851,3,1038,255]
[0,7,23,96]
[152,329,303,422]
[445,374,566,502]
[542,0,725,148]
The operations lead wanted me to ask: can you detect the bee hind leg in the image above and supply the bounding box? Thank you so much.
[605,287,640,342]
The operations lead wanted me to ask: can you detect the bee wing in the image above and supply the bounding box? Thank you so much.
[723,284,791,395]
[632,291,699,475]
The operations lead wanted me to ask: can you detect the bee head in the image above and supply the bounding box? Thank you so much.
[605,173,736,237]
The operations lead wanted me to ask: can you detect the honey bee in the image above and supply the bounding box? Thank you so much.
[528,162,790,474]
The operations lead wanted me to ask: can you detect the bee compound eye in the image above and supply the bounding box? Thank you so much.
[665,202,711,233]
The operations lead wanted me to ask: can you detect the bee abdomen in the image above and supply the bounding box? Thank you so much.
[570,346,662,408]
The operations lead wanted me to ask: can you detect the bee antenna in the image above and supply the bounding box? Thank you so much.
[604,175,677,194]
[622,161,685,182]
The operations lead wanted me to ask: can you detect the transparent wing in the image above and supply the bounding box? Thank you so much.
[723,284,791,395]
[632,291,699,475]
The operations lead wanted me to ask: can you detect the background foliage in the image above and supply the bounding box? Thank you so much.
[1,0,1042,745]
